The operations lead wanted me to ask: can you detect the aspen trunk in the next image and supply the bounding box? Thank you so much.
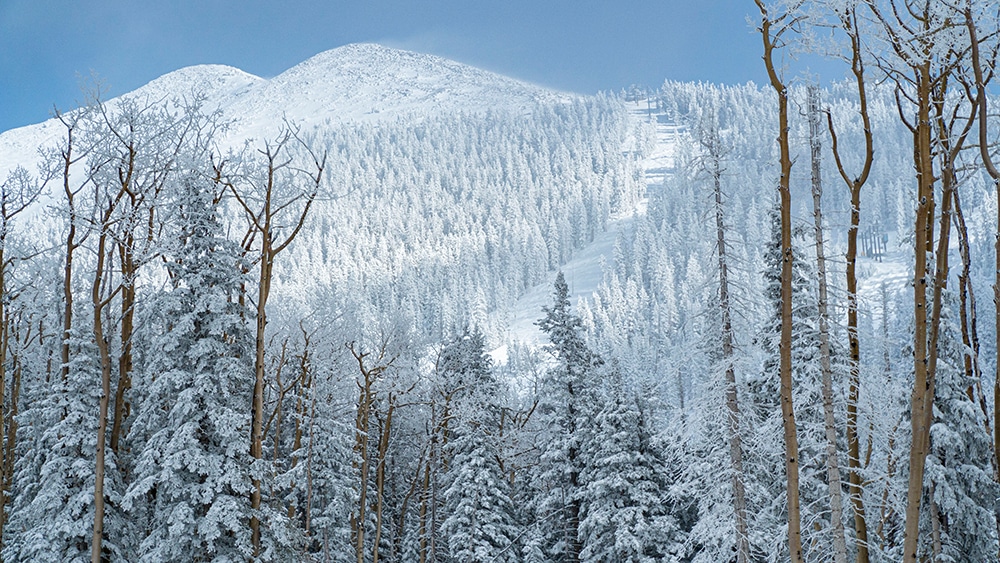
[372,401,394,563]
[54,110,84,385]
[61,147,77,383]
[226,133,322,554]
[91,231,113,563]
[902,63,936,563]
[808,86,848,563]
[966,11,1000,530]
[844,182,870,561]
[954,192,981,391]
[825,9,875,556]
[110,239,137,455]
[755,3,803,559]
[418,456,431,563]
[249,234,272,553]
[0,262,6,545]
[353,380,372,563]
[2,323,21,543]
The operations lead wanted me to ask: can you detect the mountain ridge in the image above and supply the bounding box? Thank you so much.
[0,43,574,178]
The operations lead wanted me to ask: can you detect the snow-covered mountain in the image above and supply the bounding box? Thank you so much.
[0,43,571,178]
[221,43,569,134]
[0,43,648,353]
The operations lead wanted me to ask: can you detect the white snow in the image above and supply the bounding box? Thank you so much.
[491,99,678,361]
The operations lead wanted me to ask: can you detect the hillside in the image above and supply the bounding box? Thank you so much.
[0,43,646,351]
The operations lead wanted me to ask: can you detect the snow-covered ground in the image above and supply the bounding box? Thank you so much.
[855,235,911,318]
[492,99,678,360]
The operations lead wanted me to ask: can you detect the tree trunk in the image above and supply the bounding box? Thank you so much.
[707,112,750,563]
[91,231,113,563]
[966,12,1000,539]
[372,400,394,563]
[825,9,875,556]
[1,321,21,545]
[353,379,372,563]
[902,62,936,563]
[110,238,137,455]
[250,238,272,554]
[755,3,804,560]
[56,111,81,384]
[226,132,322,554]
[808,85,848,563]
[954,186,990,431]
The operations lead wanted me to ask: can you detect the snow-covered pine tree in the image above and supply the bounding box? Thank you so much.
[578,370,683,563]
[122,171,253,561]
[918,292,998,560]
[303,402,355,563]
[439,327,519,563]
[532,271,603,562]
[3,337,103,562]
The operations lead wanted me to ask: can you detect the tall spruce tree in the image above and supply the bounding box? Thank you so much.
[578,371,682,563]
[3,339,104,562]
[122,172,254,561]
[440,328,519,563]
[533,272,603,562]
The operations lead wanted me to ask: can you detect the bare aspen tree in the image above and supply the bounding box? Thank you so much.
[87,94,204,561]
[807,85,848,563]
[864,2,968,559]
[0,166,45,545]
[966,0,1000,483]
[754,2,805,561]
[965,6,1000,556]
[697,100,750,563]
[347,338,401,563]
[225,126,324,556]
[50,108,95,384]
[288,325,315,524]
[825,6,875,559]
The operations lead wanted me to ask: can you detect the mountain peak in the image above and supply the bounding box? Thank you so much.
[124,64,263,107]
[1,44,574,175]
[216,42,571,140]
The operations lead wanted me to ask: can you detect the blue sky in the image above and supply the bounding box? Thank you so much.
[0,1,840,132]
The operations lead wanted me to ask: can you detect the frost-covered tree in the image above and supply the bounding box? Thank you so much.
[531,272,603,562]
[918,294,998,561]
[578,372,682,563]
[123,171,253,561]
[439,328,519,563]
[3,339,103,562]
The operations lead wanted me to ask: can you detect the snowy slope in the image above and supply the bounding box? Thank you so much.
[0,43,570,178]
[0,65,261,180]
[221,43,569,141]
[493,99,677,357]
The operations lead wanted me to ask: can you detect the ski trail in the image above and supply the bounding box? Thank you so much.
[492,99,677,361]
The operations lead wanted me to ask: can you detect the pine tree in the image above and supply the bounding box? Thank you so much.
[122,173,254,561]
[533,272,603,562]
[578,373,682,563]
[3,339,104,562]
[439,328,519,563]
[918,293,998,560]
